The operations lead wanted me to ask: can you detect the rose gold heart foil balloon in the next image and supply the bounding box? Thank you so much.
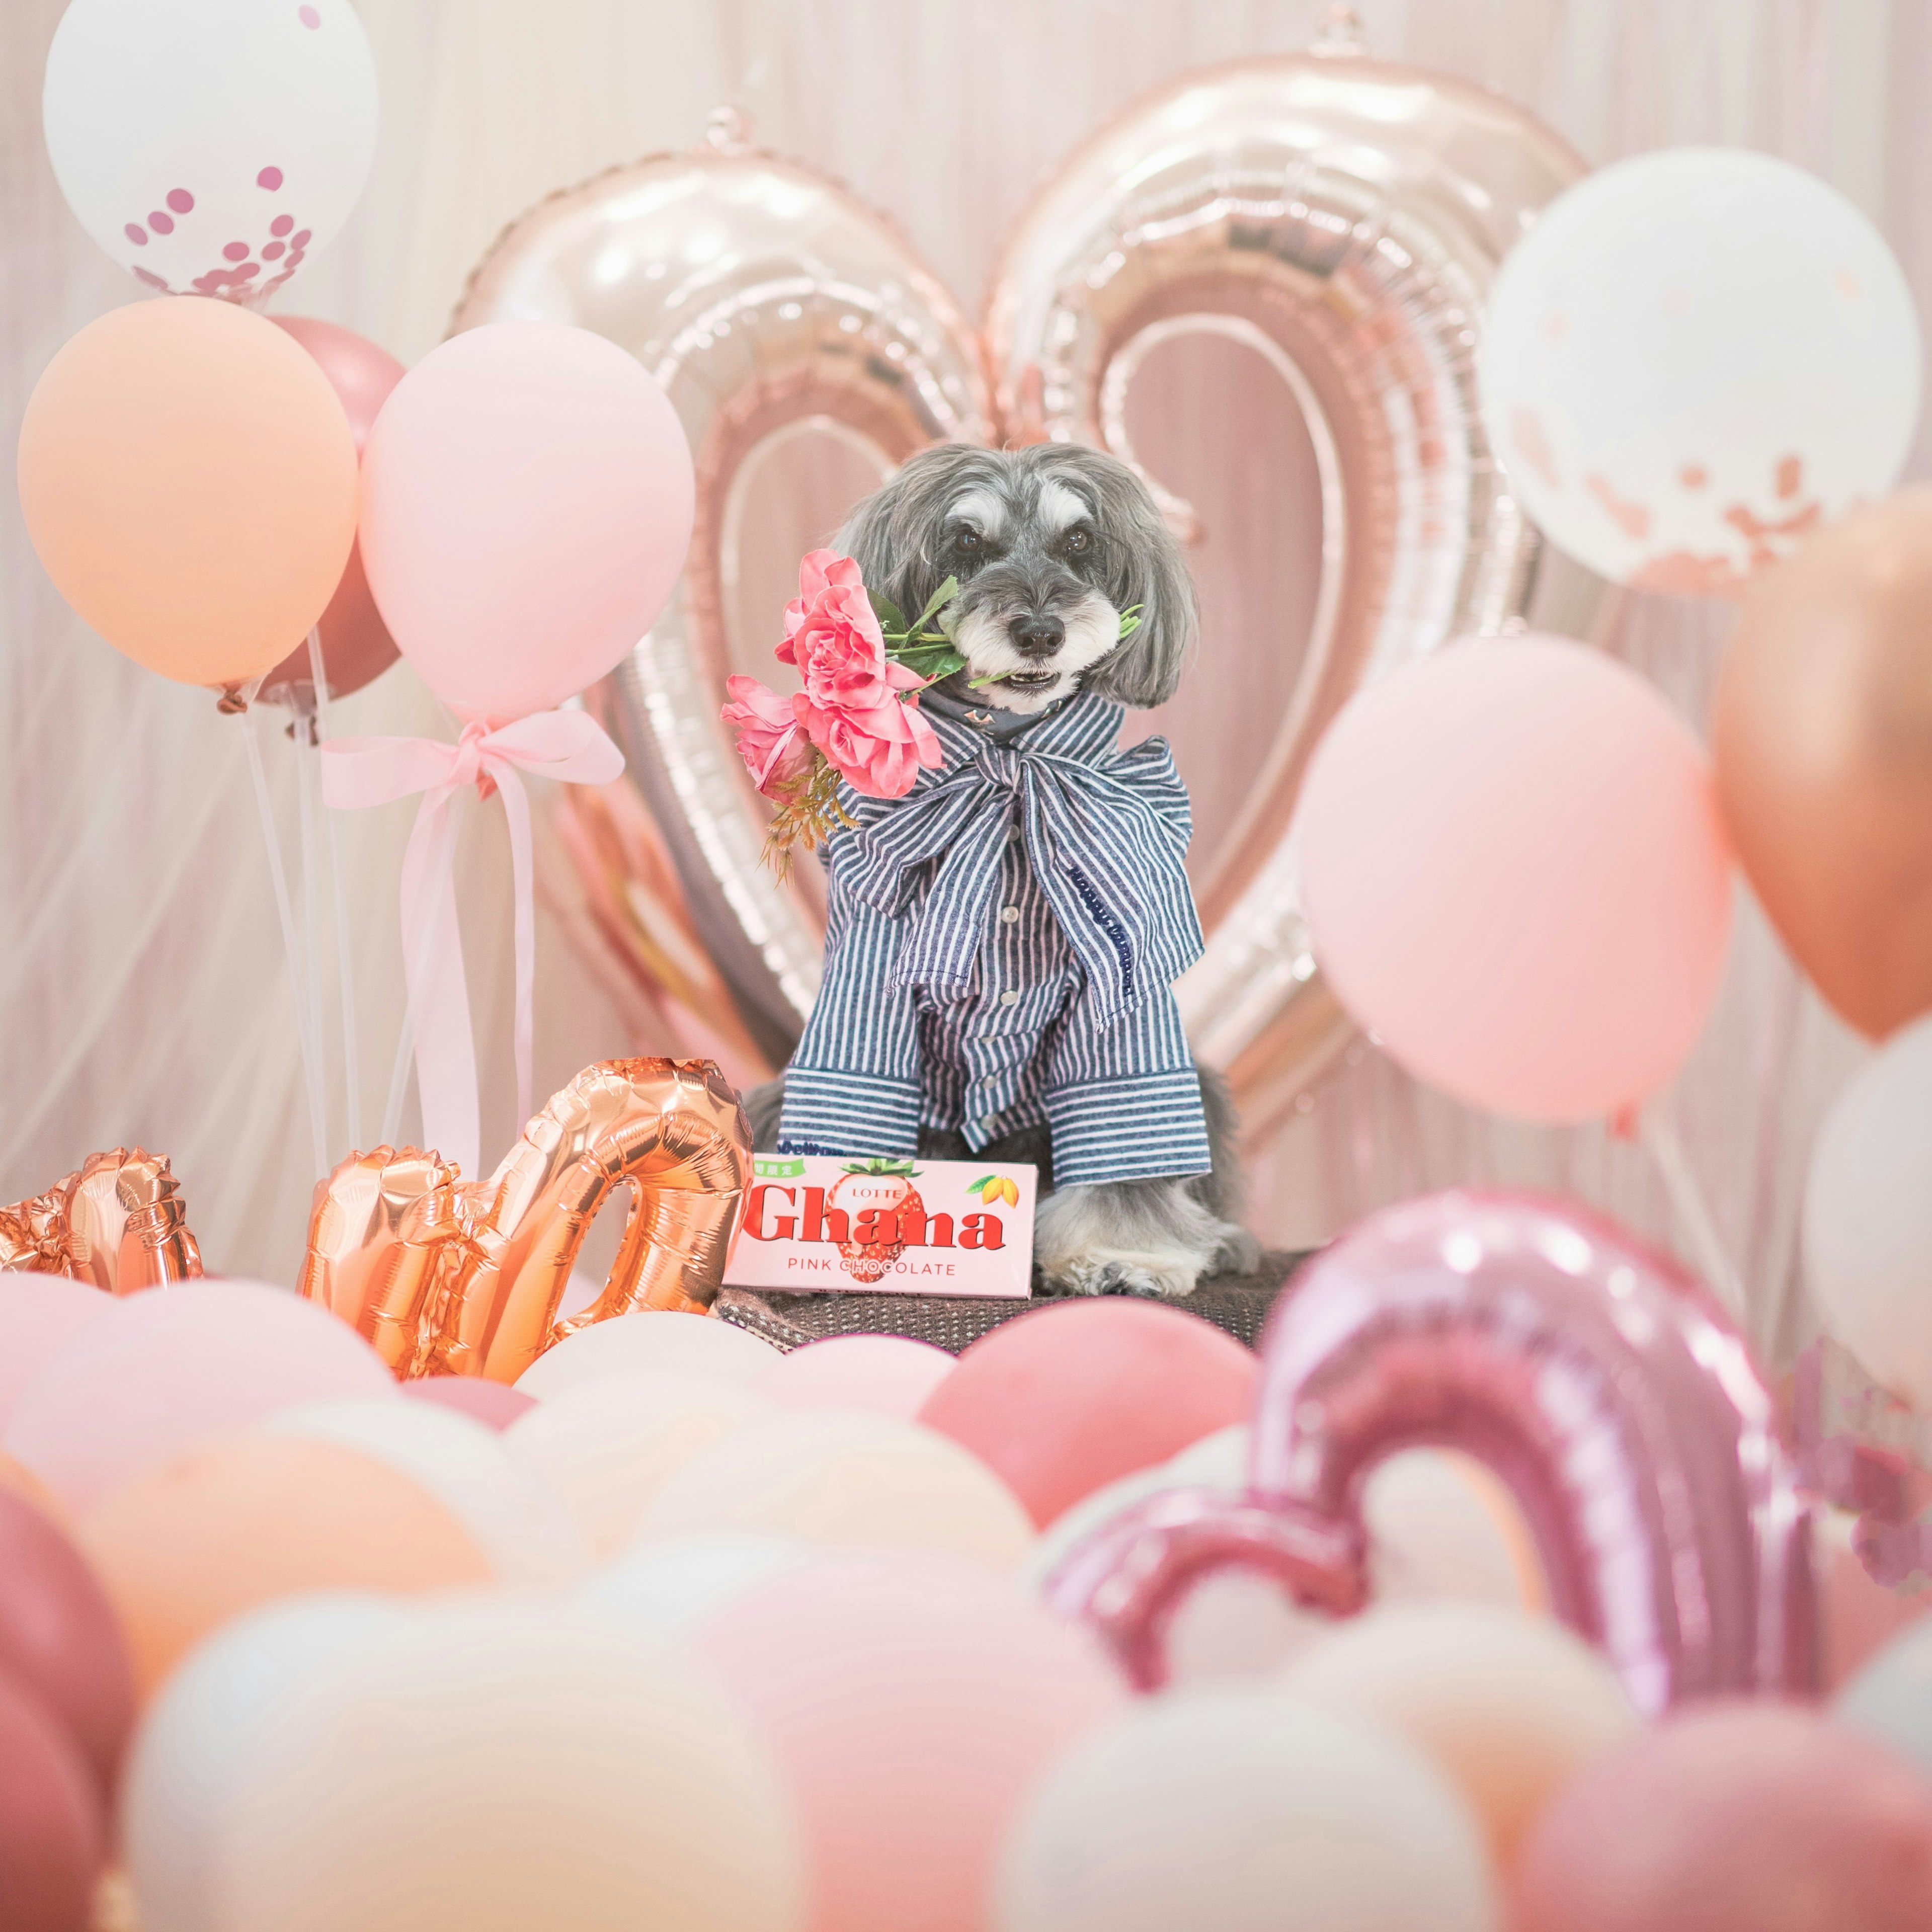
[982,38,1613,1130]
[0,1150,202,1291]
[1045,1191,1814,1715]
[301,1058,751,1384]
[451,110,991,1071]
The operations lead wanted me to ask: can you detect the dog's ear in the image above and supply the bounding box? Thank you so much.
[835,443,990,621]
[1044,447,1197,709]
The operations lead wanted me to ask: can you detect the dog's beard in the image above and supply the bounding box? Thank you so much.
[949,590,1122,714]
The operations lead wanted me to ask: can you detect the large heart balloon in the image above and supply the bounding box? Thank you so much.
[453,44,1610,1123]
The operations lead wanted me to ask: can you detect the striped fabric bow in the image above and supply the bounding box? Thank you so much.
[839,694,1202,1023]
[320,710,624,1179]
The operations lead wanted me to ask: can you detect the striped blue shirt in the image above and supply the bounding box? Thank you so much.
[777,691,1213,1185]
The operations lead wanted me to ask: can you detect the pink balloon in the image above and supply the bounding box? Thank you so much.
[4,1279,397,1512]
[401,1374,538,1432]
[1046,1191,1812,1714]
[0,1489,134,1798]
[0,1667,105,1932]
[1510,1703,1932,1931]
[359,322,695,723]
[261,316,407,706]
[1298,637,1733,1122]
[919,1300,1255,1528]
[699,1551,1122,1932]
[751,1335,955,1420]
[0,1274,113,1434]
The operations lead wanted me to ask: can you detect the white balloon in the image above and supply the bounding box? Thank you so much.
[504,1370,772,1558]
[1482,147,1920,592]
[993,1688,1496,1932]
[43,0,378,299]
[1805,1015,1932,1408]
[128,1594,806,1932]
[584,1535,808,1636]
[263,1398,590,1587]
[124,1592,412,1932]
[516,1309,783,1399]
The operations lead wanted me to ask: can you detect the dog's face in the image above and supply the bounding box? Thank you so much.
[838,444,1197,715]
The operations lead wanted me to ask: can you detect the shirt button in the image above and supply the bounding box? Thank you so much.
[1007,824,1021,842]
[1000,905,1020,924]
[999,989,1021,1007]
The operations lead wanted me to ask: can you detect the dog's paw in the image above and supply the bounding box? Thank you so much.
[1041,1250,1208,1300]
[1207,1222,1263,1279]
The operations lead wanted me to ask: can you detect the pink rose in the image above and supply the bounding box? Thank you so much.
[777,548,921,713]
[797,687,942,800]
[722,675,817,795]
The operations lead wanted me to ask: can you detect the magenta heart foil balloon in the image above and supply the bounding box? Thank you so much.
[1045,1190,1815,1715]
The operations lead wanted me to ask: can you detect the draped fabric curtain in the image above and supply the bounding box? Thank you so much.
[4,0,1923,1362]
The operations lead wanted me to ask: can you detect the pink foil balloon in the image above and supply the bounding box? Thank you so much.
[359,322,695,724]
[700,1551,1122,1932]
[0,1667,105,1932]
[1046,1191,1812,1714]
[751,1335,955,1420]
[4,1278,396,1512]
[1509,1703,1932,1932]
[261,317,406,706]
[1298,638,1733,1123]
[920,1300,1256,1528]
[0,1489,135,1798]
[0,1273,114,1433]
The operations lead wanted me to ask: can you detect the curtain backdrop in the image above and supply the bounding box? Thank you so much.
[5,0,1924,1366]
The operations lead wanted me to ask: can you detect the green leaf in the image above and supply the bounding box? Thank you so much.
[964,1173,995,1197]
[1116,603,1144,640]
[894,643,968,682]
[868,589,908,633]
[914,576,960,631]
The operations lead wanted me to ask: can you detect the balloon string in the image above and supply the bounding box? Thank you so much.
[243,699,329,1180]
[1641,1109,1746,1322]
[294,714,330,1154]
[379,794,463,1155]
[306,626,363,1152]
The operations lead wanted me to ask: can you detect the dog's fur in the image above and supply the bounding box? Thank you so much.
[758,442,1257,1298]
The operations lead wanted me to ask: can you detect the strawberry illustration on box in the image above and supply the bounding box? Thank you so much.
[724,1154,1038,1298]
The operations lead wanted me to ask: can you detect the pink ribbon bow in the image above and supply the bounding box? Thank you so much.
[320,710,625,1180]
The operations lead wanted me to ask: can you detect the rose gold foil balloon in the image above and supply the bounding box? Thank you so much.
[0,1149,201,1291]
[452,110,990,1067]
[260,317,406,713]
[1046,1190,1813,1715]
[1713,491,1932,1038]
[301,1057,751,1384]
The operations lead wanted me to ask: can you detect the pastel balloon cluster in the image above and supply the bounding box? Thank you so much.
[8,1269,1932,1929]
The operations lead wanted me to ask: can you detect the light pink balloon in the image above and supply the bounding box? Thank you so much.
[0,1275,115,1434]
[400,1375,537,1433]
[358,322,695,724]
[751,1335,955,1420]
[1298,637,1733,1123]
[700,1551,1122,1932]
[4,1280,397,1512]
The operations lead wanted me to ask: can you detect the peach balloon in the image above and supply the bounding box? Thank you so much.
[504,1371,772,1558]
[515,1309,783,1399]
[1281,1603,1637,1870]
[0,1272,113,1432]
[5,1279,396,1513]
[17,297,358,688]
[1298,637,1733,1122]
[78,1435,492,1697]
[126,1595,804,1932]
[751,1334,955,1419]
[632,1410,1034,1575]
[700,1551,1121,1932]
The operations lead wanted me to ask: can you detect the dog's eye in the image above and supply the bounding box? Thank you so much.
[952,527,983,556]
[1063,526,1093,556]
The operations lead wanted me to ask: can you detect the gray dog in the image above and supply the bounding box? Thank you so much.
[748,441,1256,1298]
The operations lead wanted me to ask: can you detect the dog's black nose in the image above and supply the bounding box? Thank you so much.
[1009,614,1064,659]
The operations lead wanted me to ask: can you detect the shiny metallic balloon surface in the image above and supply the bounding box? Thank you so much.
[1046,1190,1815,1715]
[452,112,990,1069]
[0,1149,202,1291]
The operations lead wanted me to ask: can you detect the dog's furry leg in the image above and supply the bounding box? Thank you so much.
[1033,1175,1255,1298]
